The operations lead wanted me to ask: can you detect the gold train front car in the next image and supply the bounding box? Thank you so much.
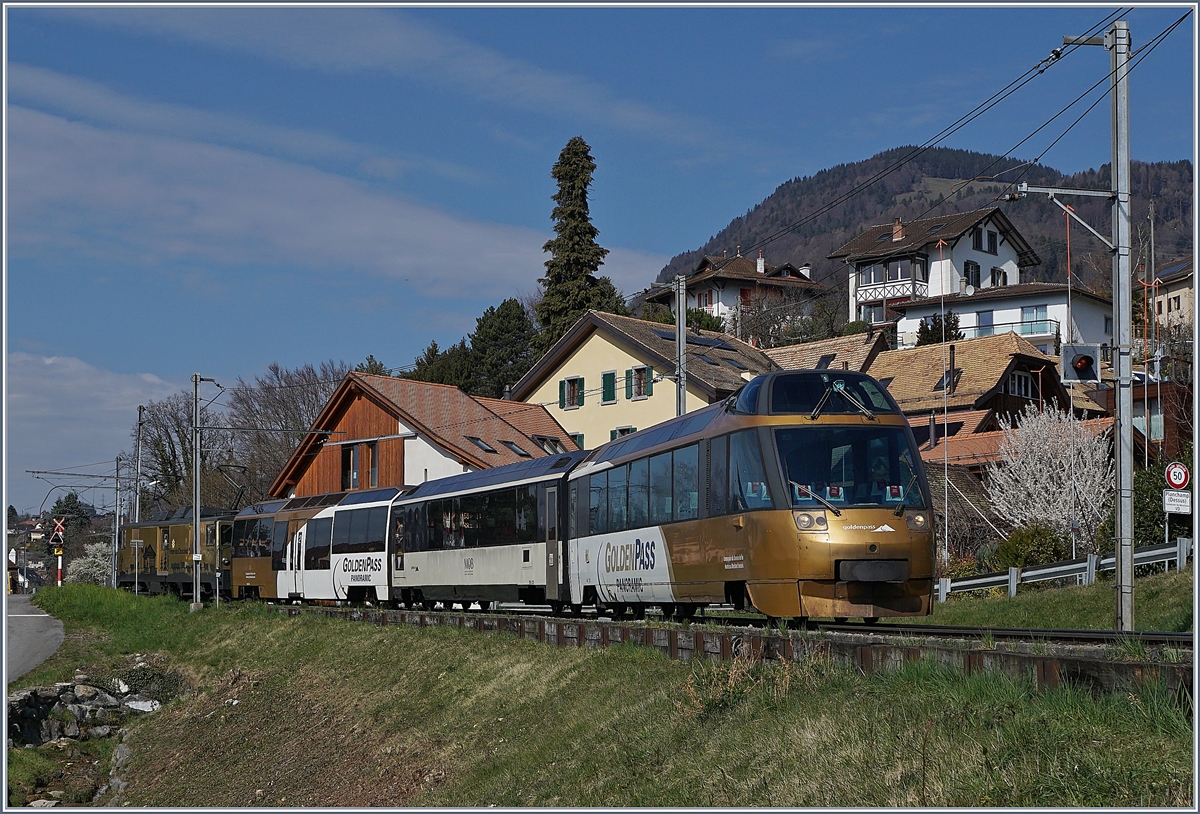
[568,370,935,621]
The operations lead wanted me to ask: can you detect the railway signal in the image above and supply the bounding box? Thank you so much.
[1060,344,1100,384]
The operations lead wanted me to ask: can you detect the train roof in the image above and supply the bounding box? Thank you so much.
[588,402,724,466]
[398,450,587,502]
[125,506,234,526]
[233,499,289,519]
[277,487,403,513]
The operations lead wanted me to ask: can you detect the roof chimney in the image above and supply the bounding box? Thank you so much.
[797,263,812,279]
[757,250,765,275]
[892,217,904,242]
[736,244,742,257]
[959,276,967,295]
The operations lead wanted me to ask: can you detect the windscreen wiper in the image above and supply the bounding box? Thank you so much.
[893,473,921,516]
[810,379,875,421]
[789,480,843,517]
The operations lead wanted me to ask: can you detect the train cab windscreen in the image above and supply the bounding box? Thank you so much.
[770,372,898,416]
[776,426,925,509]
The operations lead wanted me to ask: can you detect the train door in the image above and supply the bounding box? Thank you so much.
[217,520,233,597]
[290,520,305,598]
[545,487,559,598]
[157,528,169,576]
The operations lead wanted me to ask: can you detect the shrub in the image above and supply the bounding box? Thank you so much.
[64,542,111,586]
[996,524,1068,569]
[841,320,869,336]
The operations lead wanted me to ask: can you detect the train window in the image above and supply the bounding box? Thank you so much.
[365,506,388,552]
[709,435,729,516]
[231,519,252,556]
[673,445,699,521]
[776,426,924,508]
[271,520,289,571]
[734,376,763,414]
[305,516,333,570]
[427,501,444,550]
[770,372,898,416]
[460,494,484,548]
[446,498,464,549]
[205,524,216,547]
[649,451,672,525]
[568,481,580,539]
[589,471,609,535]
[627,458,649,529]
[729,430,772,511]
[516,486,538,544]
[608,464,628,532]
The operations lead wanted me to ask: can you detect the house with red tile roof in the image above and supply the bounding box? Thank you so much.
[268,374,576,498]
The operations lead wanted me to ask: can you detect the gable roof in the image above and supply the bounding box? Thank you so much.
[269,374,575,497]
[893,281,1111,311]
[864,331,1063,414]
[510,310,779,403]
[764,330,890,373]
[1155,255,1193,286]
[827,207,1041,268]
[645,254,826,303]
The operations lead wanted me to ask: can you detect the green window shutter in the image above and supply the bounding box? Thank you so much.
[559,380,565,409]
[602,372,615,403]
[611,429,618,441]
[577,378,585,406]
[625,369,633,399]
[645,367,654,396]
[631,428,637,434]
[572,433,584,449]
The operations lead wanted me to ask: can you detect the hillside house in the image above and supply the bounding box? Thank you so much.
[510,310,778,449]
[1153,255,1193,328]
[830,207,1041,334]
[642,251,826,335]
[763,329,890,372]
[269,374,576,498]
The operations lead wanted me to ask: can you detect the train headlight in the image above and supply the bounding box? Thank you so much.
[905,512,928,530]
[794,512,815,530]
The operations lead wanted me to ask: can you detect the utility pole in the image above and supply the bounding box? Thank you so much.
[192,373,202,610]
[1009,20,1135,629]
[675,275,687,417]
[113,456,121,589]
[134,405,145,522]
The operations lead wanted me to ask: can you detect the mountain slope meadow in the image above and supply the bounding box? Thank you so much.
[8,579,1192,807]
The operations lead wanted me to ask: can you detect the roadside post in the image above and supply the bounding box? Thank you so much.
[50,518,65,587]
[1163,462,1191,569]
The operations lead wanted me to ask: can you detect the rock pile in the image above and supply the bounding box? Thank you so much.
[7,670,163,747]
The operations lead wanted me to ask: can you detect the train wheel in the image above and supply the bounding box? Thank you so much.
[569,603,583,616]
[421,600,435,611]
[833,617,848,623]
[611,603,628,618]
[632,604,646,620]
[549,601,564,616]
[765,616,781,630]
[478,601,491,612]
[659,603,676,618]
[863,617,880,625]
[675,604,697,622]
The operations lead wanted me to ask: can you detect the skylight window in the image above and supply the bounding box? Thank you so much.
[465,436,498,453]
[875,232,891,242]
[815,354,836,370]
[698,354,719,365]
[499,440,532,458]
[926,223,946,234]
[724,358,747,370]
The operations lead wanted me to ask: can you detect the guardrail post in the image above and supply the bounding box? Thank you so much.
[1177,538,1192,571]
[1085,554,1099,586]
[1008,567,1019,598]
[937,577,949,603]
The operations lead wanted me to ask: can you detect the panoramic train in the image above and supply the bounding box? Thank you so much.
[116,506,234,598]
[117,370,936,622]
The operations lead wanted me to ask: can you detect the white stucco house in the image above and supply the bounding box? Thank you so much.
[829,207,1042,331]
[890,282,1114,352]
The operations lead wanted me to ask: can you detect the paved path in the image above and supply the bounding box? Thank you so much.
[6,595,65,681]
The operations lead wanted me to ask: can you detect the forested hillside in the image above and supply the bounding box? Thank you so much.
[654,147,1193,293]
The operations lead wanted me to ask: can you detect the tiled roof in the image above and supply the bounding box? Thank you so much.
[920,415,1128,468]
[355,375,567,467]
[894,281,1111,311]
[865,331,1054,414]
[764,331,889,372]
[476,397,578,449]
[908,408,994,451]
[828,207,1041,267]
[645,254,825,303]
[510,310,779,402]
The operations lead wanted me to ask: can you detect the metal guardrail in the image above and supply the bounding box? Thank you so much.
[937,538,1193,602]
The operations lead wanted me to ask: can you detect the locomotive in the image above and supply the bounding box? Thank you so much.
[118,370,936,623]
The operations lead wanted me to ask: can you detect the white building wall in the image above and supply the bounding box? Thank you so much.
[896,292,1112,351]
[399,418,472,484]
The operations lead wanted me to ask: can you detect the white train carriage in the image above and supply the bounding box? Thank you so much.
[270,487,402,603]
[390,452,587,611]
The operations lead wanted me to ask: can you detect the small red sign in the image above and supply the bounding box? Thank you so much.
[1165,462,1190,491]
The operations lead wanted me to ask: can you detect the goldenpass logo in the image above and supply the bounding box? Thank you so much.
[604,539,656,573]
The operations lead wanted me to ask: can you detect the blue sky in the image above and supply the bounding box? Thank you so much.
[3,4,1195,515]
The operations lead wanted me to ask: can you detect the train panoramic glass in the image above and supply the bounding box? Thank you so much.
[769,371,898,416]
[775,426,924,508]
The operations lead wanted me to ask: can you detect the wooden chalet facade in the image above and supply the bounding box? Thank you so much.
[269,374,576,499]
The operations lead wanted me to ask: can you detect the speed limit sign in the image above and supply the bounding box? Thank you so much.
[1165,462,1190,491]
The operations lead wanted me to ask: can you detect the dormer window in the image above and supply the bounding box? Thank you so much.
[465,436,498,454]
[991,267,1008,287]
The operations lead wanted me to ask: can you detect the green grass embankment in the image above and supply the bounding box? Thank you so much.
[8,578,1194,807]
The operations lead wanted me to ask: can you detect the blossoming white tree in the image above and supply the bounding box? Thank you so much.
[985,402,1114,554]
[64,542,112,587]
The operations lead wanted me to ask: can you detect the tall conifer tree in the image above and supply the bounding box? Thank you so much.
[535,137,626,350]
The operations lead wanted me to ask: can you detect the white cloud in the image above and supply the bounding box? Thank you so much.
[4,354,182,515]
[57,8,710,146]
[6,63,481,185]
[6,106,668,302]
